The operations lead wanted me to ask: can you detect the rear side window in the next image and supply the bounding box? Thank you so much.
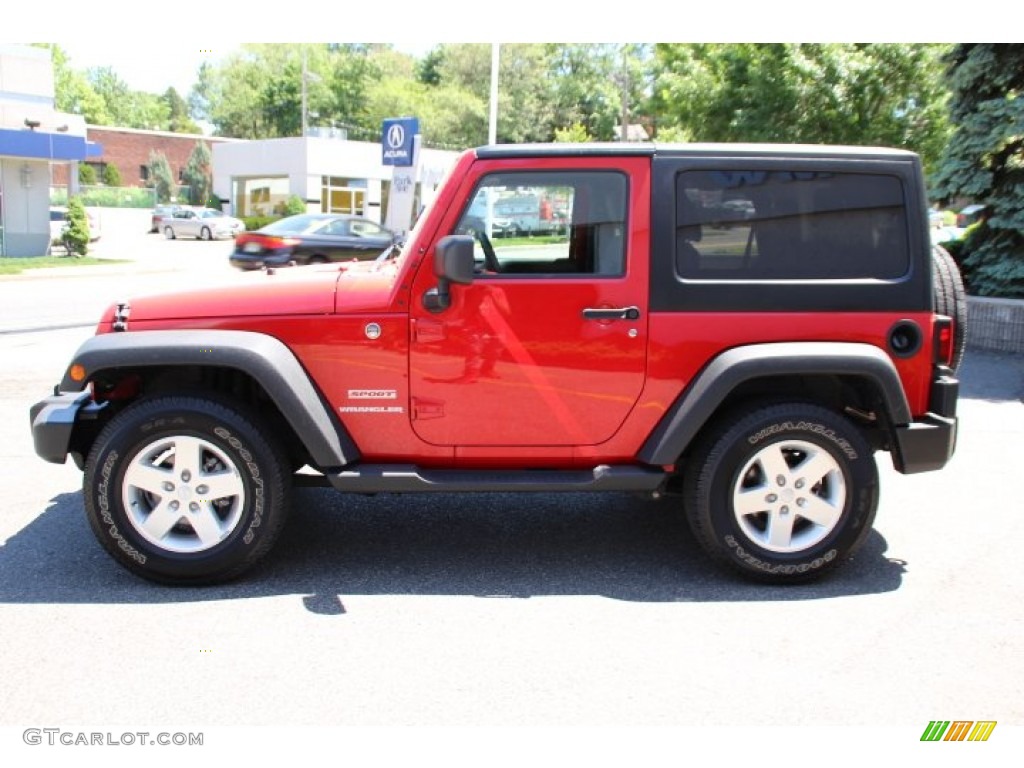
[675,170,909,280]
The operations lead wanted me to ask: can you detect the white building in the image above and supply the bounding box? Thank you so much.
[212,134,459,233]
[0,45,100,257]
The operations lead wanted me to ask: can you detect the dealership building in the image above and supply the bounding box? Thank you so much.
[212,132,459,230]
[1,44,462,255]
[0,45,101,257]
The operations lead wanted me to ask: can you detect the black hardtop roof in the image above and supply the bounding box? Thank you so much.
[474,142,918,162]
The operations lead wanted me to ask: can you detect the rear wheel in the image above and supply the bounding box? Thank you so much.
[83,396,290,585]
[683,402,878,583]
[932,244,967,371]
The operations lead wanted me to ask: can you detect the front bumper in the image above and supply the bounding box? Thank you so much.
[29,390,104,466]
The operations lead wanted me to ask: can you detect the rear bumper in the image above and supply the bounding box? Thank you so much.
[229,249,293,270]
[891,369,959,474]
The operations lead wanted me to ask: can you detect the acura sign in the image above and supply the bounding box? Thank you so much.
[382,117,419,166]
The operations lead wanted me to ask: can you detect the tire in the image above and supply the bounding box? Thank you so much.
[164,226,176,240]
[683,402,878,583]
[932,244,967,371]
[306,255,328,265]
[83,396,290,585]
[200,226,212,241]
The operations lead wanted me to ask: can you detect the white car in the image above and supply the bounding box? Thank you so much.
[50,206,102,244]
[162,207,245,240]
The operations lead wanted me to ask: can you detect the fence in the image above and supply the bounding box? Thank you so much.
[50,185,202,209]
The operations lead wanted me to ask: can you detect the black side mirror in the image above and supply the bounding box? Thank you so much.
[424,235,475,312]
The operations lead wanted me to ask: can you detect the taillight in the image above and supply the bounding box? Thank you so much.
[236,234,300,250]
[934,317,954,367]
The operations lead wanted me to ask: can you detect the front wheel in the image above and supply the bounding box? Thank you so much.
[83,396,289,584]
[200,226,212,241]
[683,402,878,583]
[164,226,176,240]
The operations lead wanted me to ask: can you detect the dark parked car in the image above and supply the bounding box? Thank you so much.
[230,214,398,270]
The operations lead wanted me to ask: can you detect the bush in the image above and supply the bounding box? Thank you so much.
[64,197,90,256]
[242,216,277,232]
[78,164,97,185]
[73,186,155,208]
[280,195,303,217]
[102,163,123,186]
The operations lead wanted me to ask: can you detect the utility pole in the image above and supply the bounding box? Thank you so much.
[489,43,499,145]
[619,46,630,142]
[301,47,308,138]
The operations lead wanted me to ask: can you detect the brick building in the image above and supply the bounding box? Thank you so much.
[52,126,240,188]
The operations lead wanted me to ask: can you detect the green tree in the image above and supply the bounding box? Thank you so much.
[64,197,90,257]
[651,44,950,170]
[182,142,212,206]
[164,87,201,133]
[933,44,1024,297]
[191,53,274,137]
[85,66,171,129]
[148,150,175,203]
[35,44,109,123]
[364,77,486,149]
[102,162,122,186]
[416,47,445,86]
[549,44,623,141]
[553,122,594,142]
[435,43,555,143]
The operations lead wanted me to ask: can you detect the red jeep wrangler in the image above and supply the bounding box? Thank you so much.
[30,143,963,585]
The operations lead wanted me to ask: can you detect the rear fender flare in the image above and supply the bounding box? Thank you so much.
[638,342,911,466]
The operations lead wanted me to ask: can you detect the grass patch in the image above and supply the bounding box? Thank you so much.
[494,235,568,247]
[0,255,129,276]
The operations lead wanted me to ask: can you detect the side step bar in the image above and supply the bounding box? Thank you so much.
[322,464,667,494]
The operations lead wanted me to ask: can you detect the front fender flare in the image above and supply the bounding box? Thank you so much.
[59,329,359,469]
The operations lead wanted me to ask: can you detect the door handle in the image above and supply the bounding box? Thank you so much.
[582,306,641,321]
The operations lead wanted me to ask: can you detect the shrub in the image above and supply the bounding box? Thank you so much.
[242,216,277,232]
[78,164,97,185]
[64,197,90,256]
[102,163,123,186]
[78,186,155,208]
[282,195,307,216]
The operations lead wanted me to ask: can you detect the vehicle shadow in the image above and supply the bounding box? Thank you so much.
[0,488,905,611]
[959,347,1024,403]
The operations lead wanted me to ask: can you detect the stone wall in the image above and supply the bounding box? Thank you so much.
[967,296,1024,355]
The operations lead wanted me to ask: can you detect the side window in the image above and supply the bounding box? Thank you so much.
[675,170,909,280]
[322,219,351,236]
[454,171,627,276]
[350,220,385,238]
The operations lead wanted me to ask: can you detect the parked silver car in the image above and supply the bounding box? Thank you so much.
[162,207,245,240]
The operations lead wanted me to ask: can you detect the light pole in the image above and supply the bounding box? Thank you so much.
[301,48,321,137]
[488,43,499,145]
